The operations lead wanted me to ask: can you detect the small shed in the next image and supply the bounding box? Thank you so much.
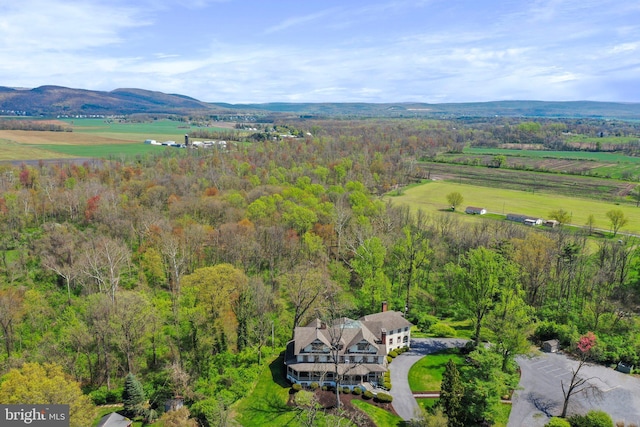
[544,220,559,228]
[542,339,559,353]
[165,396,185,412]
[616,362,633,374]
[96,412,132,427]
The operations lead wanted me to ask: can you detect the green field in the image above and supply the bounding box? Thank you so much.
[391,180,640,234]
[32,143,170,158]
[464,147,640,164]
[0,118,241,161]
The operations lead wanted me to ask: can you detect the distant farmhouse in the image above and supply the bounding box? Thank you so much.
[506,213,543,226]
[285,303,412,390]
[144,137,227,150]
[465,206,487,215]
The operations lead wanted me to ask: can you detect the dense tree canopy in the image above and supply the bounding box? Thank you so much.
[0,117,636,425]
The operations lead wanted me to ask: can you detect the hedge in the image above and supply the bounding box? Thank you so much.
[375,392,393,403]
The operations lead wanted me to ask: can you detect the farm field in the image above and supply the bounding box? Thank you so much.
[390,180,640,234]
[0,118,234,161]
[414,161,635,202]
[440,147,640,180]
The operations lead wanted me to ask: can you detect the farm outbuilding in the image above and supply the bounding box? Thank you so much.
[465,206,487,215]
[507,213,542,225]
[542,339,560,353]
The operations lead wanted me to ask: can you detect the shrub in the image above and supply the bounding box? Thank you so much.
[388,350,398,358]
[386,356,393,363]
[383,382,392,391]
[352,387,362,396]
[291,384,302,392]
[342,386,351,394]
[428,323,457,338]
[363,391,374,400]
[321,385,328,391]
[375,392,393,403]
[413,313,439,332]
[568,410,614,427]
[89,386,123,405]
[309,382,319,390]
[546,417,571,427]
[533,320,579,347]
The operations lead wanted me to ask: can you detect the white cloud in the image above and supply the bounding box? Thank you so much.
[0,0,639,103]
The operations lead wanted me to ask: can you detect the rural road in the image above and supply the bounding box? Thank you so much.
[388,338,469,421]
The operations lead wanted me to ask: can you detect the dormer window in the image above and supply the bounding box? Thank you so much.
[357,342,369,351]
[311,341,325,352]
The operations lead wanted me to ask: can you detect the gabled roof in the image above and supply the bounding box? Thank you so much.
[359,310,412,332]
[293,324,333,354]
[291,317,383,357]
[96,412,131,427]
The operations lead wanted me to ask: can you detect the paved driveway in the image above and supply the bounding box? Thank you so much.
[389,338,469,420]
[510,352,640,427]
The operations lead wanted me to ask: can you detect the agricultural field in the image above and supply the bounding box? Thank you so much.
[390,180,640,235]
[0,118,234,161]
[414,161,636,202]
[439,147,640,180]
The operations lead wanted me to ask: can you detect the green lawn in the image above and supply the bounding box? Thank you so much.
[393,180,640,234]
[350,400,403,427]
[416,398,438,410]
[232,354,354,427]
[408,350,465,392]
[233,354,299,427]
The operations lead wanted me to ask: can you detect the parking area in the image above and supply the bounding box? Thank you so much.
[509,352,640,426]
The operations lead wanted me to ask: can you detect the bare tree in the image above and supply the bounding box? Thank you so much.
[281,265,333,339]
[561,332,601,418]
[37,222,83,304]
[80,235,131,304]
[0,287,24,358]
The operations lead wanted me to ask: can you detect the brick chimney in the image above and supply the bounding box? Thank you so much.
[381,301,388,312]
[381,328,387,345]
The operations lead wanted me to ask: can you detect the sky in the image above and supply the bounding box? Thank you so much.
[1,0,639,104]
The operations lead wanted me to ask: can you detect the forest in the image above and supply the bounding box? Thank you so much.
[0,117,638,426]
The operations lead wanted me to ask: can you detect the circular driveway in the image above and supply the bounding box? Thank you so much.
[388,338,469,420]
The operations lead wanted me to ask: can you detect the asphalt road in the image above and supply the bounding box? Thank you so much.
[510,352,640,426]
[388,338,469,421]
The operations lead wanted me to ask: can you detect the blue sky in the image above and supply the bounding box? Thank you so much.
[1,0,639,103]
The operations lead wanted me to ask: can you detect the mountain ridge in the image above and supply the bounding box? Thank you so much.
[1,85,640,119]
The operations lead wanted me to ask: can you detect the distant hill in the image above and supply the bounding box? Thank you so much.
[1,85,640,119]
[230,100,640,119]
[0,85,229,116]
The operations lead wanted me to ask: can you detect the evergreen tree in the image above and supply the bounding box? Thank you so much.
[122,373,147,418]
[440,359,464,427]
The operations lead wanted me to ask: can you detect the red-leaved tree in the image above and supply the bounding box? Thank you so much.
[561,331,599,418]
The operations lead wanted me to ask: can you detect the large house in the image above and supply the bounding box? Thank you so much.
[284,303,412,390]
